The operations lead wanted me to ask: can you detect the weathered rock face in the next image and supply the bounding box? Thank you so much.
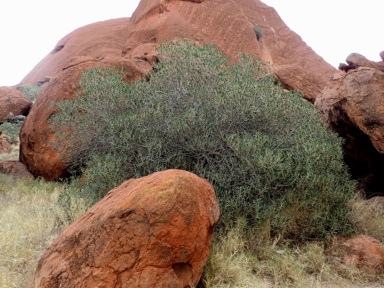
[21,18,134,85]
[130,0,336,101]
[20,0,335,180]
[339,53,384,73]
[315,66,384,194]
[22,0,335,101]
[327,235,384,276]
[0,160,33,179]
[19,58,152,180]
[0,86,32,123]
[34,169,220,288]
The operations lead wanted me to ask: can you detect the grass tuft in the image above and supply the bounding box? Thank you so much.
[0,175,90,288]
[349,194,384,242]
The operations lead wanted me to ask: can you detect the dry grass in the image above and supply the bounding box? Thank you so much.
[350,194,384,243]
[0,174,89,288]
[0,175,383,288]
[201,219,381,288]
[0,143,19,161]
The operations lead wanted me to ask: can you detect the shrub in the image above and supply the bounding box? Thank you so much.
[0,174,89,288]
[0,121,22,144]
[18,83,41,102]
[50,40,356,242]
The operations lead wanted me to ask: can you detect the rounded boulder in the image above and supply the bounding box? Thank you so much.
[34,169,220,288]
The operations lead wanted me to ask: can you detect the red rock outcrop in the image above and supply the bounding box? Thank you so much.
[22,0,335,101]
[19,58,152,180]
[0,86,32,123]
[20,0,336,180]
[339,53,384,73]
[33,169,220,288]
[315,64,384,194]
[327,235,384,276]
[20,18,134,85]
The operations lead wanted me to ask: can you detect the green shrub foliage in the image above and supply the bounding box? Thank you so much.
[50,40,356,241]
[18,84,41,102]
[0,122,22,144]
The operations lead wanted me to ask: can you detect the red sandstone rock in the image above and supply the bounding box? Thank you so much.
[20,0,336,180]
[327,235,384,276]
[19,58,152,180]
[21,0,335,101]
[339,53,384,72]
[0,160,33,179]
[315,67,384,192]
[33,169,220,288]
[0,86,32,123]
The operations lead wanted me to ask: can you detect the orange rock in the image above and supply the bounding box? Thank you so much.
[33,169,220,288]
[315,67,384,193]
[0,86,32,123]
[327,235,384,276]
[338,53,384,72]
[19,57,152,180]
[20,0,336,180]
[20,0,335,100]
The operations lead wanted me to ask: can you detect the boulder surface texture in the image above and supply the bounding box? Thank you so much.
[327,235,384,276]
[315,62,384,193]
[34,169,220,288]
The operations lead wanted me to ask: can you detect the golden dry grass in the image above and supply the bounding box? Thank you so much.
[0,174,383,288]
[201,219,382,288]
[350,194,384,243]
[0,174,89,288]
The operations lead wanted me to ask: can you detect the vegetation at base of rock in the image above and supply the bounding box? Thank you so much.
[0,121,22,145]
[201,220,374,288]
[0,175,379,287]
[350,194,384,243]
[0,175,89,288]
[50,40,356,242]
[18,84,41,102]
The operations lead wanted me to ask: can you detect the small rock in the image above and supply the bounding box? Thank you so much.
[0,160,33,179]
[327,235,384,276]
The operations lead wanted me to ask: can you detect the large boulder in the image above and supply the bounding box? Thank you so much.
[19,57,152,180]
[20,0,336,180]
[20,18,135,85]
[315,66,384,194]
[33,169,220,288]
[22,0,335,102]
[0,86,32,123]
[127,0,335,101]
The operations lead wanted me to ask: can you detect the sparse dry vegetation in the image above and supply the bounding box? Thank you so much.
[350,194,384,243]
[0,175,90,288]
[0,122,21,161]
